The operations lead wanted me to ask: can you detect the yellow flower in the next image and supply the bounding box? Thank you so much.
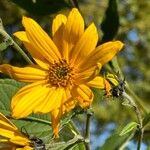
[0,112,32,150]
[0,8,123,136]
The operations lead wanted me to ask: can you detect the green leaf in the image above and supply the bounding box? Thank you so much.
[98,128,134,150]
[101,0,119,42]
[46,135,85,150]
[0,79,26,114]
[11,0,69,16]
[143,112,150,127]
[0,79,53,143]
[119,122,138,136]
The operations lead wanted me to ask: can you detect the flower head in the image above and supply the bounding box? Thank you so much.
[0,112,32,150]
[0,8,123,136]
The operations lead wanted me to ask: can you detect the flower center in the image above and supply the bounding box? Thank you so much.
[48,59,74,87]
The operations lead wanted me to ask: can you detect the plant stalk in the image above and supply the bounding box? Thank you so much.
[84,109,93,150]
[69,120,81,135]
[123,92,143,150]
[105,57,148,114]
[0,18,33,64]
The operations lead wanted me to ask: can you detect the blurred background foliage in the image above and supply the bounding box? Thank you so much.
[0,0,150,149]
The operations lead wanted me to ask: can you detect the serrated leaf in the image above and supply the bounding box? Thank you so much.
[143,112,150,127]
[119,122,138,136]
[0,79,26,114]
[11,0,69,16]
[0,79,53,143]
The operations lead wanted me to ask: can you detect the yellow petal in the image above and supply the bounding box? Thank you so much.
[50,89,74,137]
[17,146,33,150]
[51,109,61,138]
[52,14,67,53]
[72,84,93,108]
[62,89,76,114]
[0,112,17,129]
[75,63,101,84]
[34,87,64,113]
[0,113,30,146]
[103,79,112,96]
[70,23,98,66]
[24,42,49,70]
[79,41,124,70]
[62,99,76,114]
[22,16,61,63]
[14,31,49,70]
[0,128,16,139]
[94,41,124,65]
[62,8,84,61]
[86,76,112,96]
[11,81,51,118]
[87,76,107,89]
[52,14,67,36]
[14,31,29,43]
[0,64,47,82]
[10,136,30,147]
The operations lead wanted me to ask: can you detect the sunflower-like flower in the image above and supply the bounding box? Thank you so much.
[0,112,32,150]
[0,8,123,136]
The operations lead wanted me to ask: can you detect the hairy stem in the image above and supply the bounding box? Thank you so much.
[123,92,143,150]
[84,109,93,150]
[69,120,81,135]
[106,57,148,114]
[126,85,148,114]
[0,18,33,64]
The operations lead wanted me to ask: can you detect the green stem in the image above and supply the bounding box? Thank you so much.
[126,85,148,114]
[69,120,81,135]
[123,92,143,150]
[84,109,93,150]
[64,135,83,150]
[137,128,144,150]
[119,132,135,149]
[0,18,33,64]
[12,41,33,64]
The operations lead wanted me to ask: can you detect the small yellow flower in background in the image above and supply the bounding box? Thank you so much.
[0,8,123,136]
[0,112,32,150]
